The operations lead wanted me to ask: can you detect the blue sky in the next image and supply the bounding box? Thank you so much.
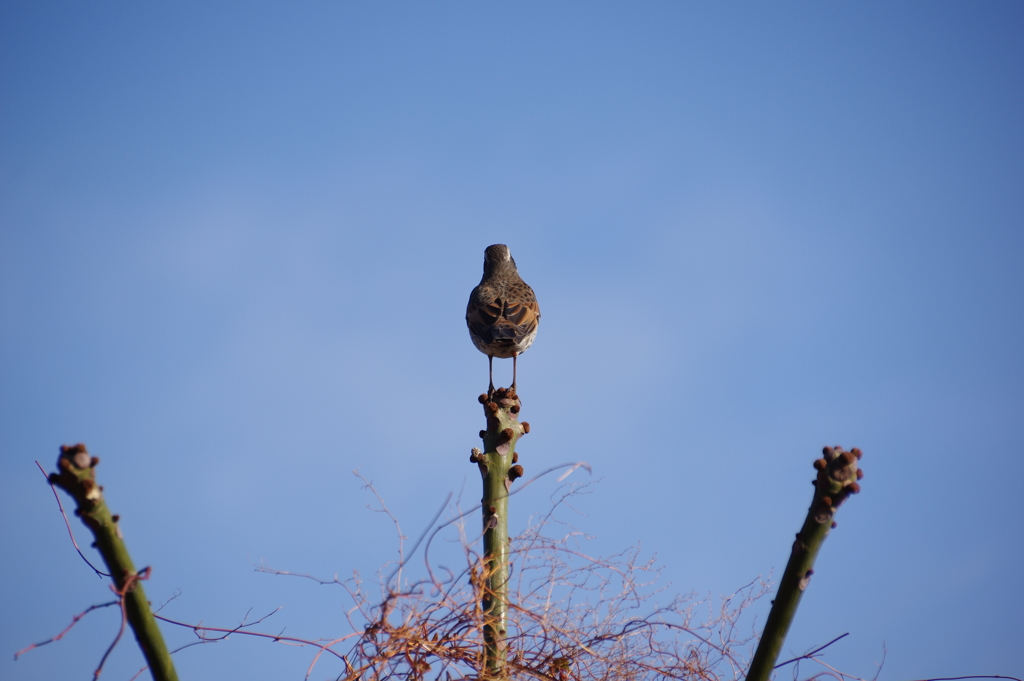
[2,2,1022,679]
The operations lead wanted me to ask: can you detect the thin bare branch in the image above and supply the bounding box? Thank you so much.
[35,460,109,577]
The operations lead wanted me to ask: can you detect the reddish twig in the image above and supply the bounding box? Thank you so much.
[153,612,353,662]
[775,632,850,668]
[14,600,120,659]
[906,677,1024,681]
[90,566,153,680]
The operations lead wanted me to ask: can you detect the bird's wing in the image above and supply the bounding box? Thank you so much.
[503,298,540,339]
[466,290,504,340]
[505,281,540,337]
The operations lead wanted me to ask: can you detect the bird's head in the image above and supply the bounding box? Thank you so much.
[482,244,516,275]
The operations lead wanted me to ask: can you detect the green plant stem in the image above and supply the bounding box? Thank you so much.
[473,388,528,681]
[745,446,863,681]
[50,444,179,681]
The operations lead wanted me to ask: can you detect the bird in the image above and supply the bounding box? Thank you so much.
[466,244,541,395]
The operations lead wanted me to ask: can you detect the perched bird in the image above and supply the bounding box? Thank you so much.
[466,244,541,394]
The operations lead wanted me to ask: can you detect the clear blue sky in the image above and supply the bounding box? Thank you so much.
[2,2,1022,679]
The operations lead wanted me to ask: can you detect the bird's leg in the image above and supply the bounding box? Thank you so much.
[488,356,495,396]
[511,352,519,393]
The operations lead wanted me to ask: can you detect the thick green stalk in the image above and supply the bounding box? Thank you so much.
[745,446,863,681]
[471,388,528,681]
[49,444,179,681]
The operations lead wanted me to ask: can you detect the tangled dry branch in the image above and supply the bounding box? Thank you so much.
[259,482,768,681]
